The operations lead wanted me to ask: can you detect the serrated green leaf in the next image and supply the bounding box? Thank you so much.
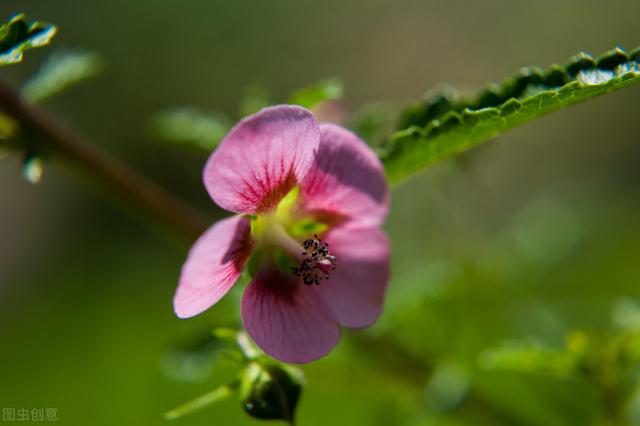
[0,14,56,66]
[150,107,231,152]
[164,382,237,420]
[288,78,343,109]
[382,46,640,185]
[21,50,103,103]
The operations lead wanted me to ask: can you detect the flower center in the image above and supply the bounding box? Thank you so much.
[249,187,337,285]
[291,235,337,285]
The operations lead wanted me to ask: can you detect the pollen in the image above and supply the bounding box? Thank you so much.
[292,235,337,285]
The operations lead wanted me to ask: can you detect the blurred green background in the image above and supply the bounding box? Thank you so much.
[1,1,639,425]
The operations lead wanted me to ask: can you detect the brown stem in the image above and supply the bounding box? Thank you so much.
[0,79,209,244]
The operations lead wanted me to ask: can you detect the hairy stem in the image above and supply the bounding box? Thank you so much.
[0,79,209,243]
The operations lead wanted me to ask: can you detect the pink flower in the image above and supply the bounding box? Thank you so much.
[173,105,390,364]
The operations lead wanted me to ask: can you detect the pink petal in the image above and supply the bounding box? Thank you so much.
[242,264,340,364]
[300,124,389,227]
[174,216,253,318]
[204,105,320,214]
[312,225,390,328]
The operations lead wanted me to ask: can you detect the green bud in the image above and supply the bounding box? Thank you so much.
[240,359,304,422]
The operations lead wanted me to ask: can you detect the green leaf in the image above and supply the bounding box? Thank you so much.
[478,340,575,378]
[21,50,104,103]
[381,46,640,185]
[240,359,304,422]
[164,382,237,420]
[0,14,57,66]
[288,78,343,109]
[150,107,231,152]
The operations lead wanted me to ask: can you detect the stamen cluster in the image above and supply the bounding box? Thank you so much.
[292,235,337,285]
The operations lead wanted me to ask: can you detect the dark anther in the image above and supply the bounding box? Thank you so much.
[291,235,337,286]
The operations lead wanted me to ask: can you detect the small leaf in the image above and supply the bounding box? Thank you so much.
[478,340,575,377]
[288,78,343,109]
[383,46,640,185]
[150,107,231,152]
[23,155,44,184]
[164,382,237,420]
[0,14,57,66]
[21,50,104,103]
[240,359,304,422]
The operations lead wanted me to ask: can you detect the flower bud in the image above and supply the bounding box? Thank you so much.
[240,359,304,422]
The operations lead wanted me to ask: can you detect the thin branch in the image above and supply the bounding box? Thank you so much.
[164,382,238,420]
[0,79,209,244]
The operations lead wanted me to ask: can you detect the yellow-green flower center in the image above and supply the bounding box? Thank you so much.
[246,187,335,282]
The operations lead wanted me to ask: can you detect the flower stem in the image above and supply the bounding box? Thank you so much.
[0,79,209,244]
[164,381,238,420]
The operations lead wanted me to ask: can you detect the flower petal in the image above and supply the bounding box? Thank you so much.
[204,105,320,214]
[300,124,389,227]
[174,216,253,318]
[312,225,390,328]
[242,264,340,364]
